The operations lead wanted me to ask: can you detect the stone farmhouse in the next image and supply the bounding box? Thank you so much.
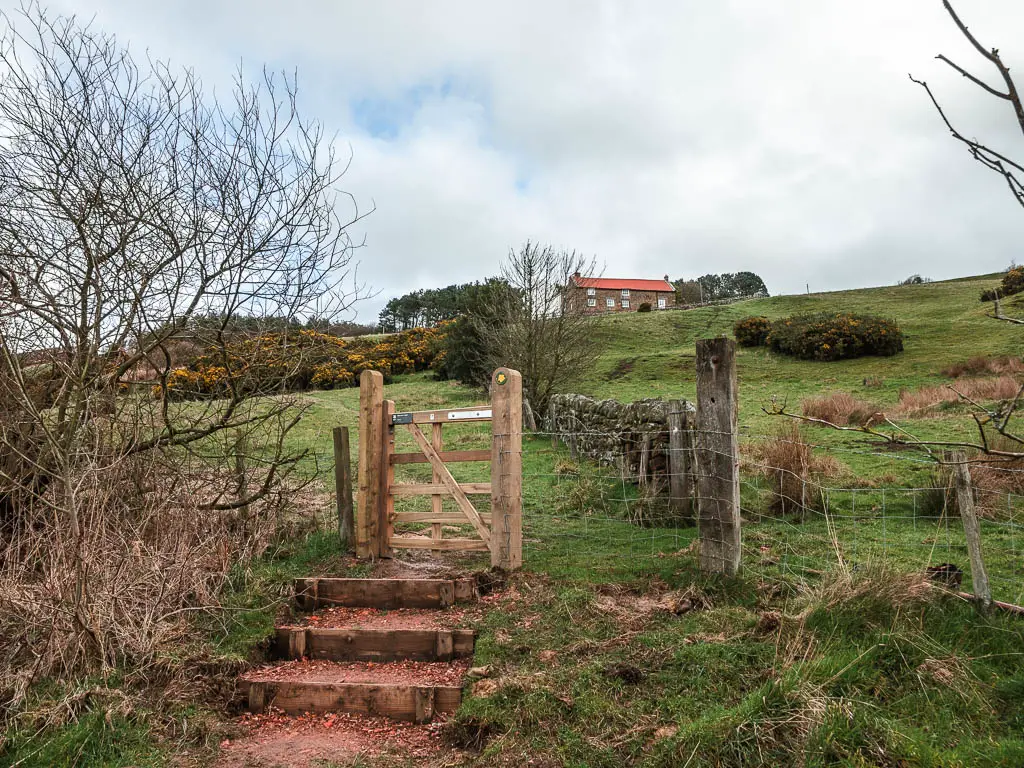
[565,274,676,314]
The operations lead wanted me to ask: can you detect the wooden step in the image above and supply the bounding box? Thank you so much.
[294,577,477,611]
[239,660,468,724]
[242,679,461,723]
[273,627,476,662]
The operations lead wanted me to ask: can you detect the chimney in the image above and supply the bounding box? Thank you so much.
[663,274,670,282]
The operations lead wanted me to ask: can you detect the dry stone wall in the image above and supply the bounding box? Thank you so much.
[546,394,694,490]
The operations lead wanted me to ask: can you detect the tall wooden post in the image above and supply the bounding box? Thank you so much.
[695,338,741,576]
[490,367,523,570]
[667,400,694,521]
[356,370,384,558]
[333,426,354,551]
[952,451,992,608]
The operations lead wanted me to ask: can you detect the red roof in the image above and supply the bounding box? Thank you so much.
[571,276,674,292]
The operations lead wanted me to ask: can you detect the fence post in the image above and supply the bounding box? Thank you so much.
[695,338,742,576]
[356,369,384,559]
[667,400,694,521]
[951,451,992,608]
[333,426,354,552]
[491,367,523,570]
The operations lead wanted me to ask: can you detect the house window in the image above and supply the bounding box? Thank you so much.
[621,299,630,309]
[605,297,615,308]
[658,298,667,309]
[587,298,596,307]
[621,288,630,297]
[586,287,596,296]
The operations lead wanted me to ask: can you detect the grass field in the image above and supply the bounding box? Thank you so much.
[6,273,1024,767]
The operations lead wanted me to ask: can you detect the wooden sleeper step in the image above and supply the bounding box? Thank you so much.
[294,577,477,611]
[242,679,461,724]
[274,627,476,662]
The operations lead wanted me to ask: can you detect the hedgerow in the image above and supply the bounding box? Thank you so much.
[733,316,772,347]
[767,313,903,361]
[980,266,1024,302]
[162,324,449,400]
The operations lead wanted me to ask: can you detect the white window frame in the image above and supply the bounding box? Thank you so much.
[658,297,667,309]
[586,287,596,296]
[621,299,630,309]
[587,297,596,307]
[621,288,630,297]
[605,297,615,308]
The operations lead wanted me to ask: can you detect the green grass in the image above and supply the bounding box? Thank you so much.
[12,272,1024,766]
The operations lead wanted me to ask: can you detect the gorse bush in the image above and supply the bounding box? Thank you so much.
[767,313,903,361]
[733,316,772,347]
[163,324,449,400]
[980,266,1024,302]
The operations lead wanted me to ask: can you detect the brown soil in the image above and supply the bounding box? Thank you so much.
[215,710,450,767]
[282,605,472,631]
[242,658,471,687]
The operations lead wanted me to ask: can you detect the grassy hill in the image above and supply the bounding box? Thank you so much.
[9,273,1023,767]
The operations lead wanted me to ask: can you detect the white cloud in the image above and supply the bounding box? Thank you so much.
[17,0,1024,320]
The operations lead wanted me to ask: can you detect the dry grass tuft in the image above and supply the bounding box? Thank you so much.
[801,392,883,427]
[745,423,845,515]
[895,376,1023,417]
[941,355,1024,379]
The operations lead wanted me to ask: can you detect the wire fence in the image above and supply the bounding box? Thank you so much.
[513,423,1023,607]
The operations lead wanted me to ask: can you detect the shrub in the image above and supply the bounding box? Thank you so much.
[766,313,903,361]
[980,266,1024,302]
[637,302,652,313]
[733,316,772,347]
[898,274,931,286]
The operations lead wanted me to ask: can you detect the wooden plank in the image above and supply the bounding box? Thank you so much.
[356,370,384,558]
[273,628,477,662]
[695,338,741,576]
[334,426,355,551]
[405,423,492,545]
[392,406,492,424]
[390,482,492,496]
[241,680,461,723]
[952,451,992,608]
[491,367,523,569]
[667,400,694,522]
[390,536,490,552]
[431,422,443,553]
[390,449,491,465]
[380,399,396,558]
[392,511,473,524]
[294,578,459,610]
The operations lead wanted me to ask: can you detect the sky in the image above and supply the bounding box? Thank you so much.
[15,1,1024,322]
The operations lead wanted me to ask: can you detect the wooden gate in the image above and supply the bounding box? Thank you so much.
[355,367,523,570]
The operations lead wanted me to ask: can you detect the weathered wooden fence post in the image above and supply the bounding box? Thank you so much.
[491,368,523,570]
[356,370,384,558]
[695,338,742,575]
[951,451,992,608]
[333,426,354,551]
[667,399,694,520]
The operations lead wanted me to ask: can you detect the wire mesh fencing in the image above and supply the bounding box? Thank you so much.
[516,423,1023,608]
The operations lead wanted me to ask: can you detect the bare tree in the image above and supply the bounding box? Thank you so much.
[475,242,600,424]
[0,4,366,704]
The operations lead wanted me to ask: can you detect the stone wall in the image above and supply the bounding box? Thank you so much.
[546,393,694,490]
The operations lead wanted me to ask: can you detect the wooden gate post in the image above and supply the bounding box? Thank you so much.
[490,368,523,570]
[667,400,694,521]
[356,370,384,558]
[334,426,354,551]
[695,338,742,576]
[951,451,992,608]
